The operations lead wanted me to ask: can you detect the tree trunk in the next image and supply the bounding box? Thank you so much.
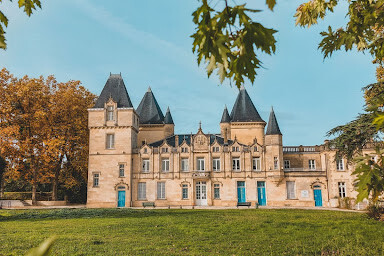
[52,172,58,201]
[0,176,4,199]
[31,168,37,205]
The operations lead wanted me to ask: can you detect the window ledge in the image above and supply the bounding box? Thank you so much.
[286,198,298,200]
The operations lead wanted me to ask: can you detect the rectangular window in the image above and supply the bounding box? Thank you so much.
[254,146,258,152]
[138,182,146,200]
[197,157,205,171]
[274,157,278,170]
[212,146,220,152]
[252,157,261,171]
[182,184,188,199]
[93,173,99,187]
[214,184,220,199]
[161,147,168,153]
[181,147,188,153]
[157,182,166,199]
[336,159,344,171]
[284,160,290,169]
[181,158,189,172]
[107,106,114,121]
[106,134,115,149]
[232,157,240,171]
[232,146,240,152]
[161,158,170,172]
[309,159,316,170]
[212,158,221,172]
[142,159,150,173]
[286,181,296,199]
[338,182,346,198]
[119,164,125,177]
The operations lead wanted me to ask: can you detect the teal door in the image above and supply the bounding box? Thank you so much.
[118,191,126,207]
[237,181,246,203]
[314,187,322,207]
[257,181,266,206]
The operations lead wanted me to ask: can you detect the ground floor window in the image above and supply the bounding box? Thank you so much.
[93,173,99,187]
[214,184,220,199]
[182,184,188,199]
[286,181,296,199]
[138,182,146,200]
[338,182,346,198]
[157,182,166,199]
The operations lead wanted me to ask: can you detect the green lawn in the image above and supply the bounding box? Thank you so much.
[0,208,383,255]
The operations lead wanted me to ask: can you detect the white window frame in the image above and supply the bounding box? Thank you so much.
[232,157,240,171]
[286,181,296,199]
[274,157,278,170]
[93,173,99,187]
[284,160,290,169]
[106,134,115,149]
[161,158,170,172]
[157,182,166,199]
[212,158,221,172]
[181,158,189,172]
[252,157,261,171]
[214,184,220,199]
[106,106,114,121]
[197,157,205,171]
[138,182,146,200]
[119,164,125,177]
[336,159,344,171]
[142,159,150,173]
[309,159,316,170]
[182,184,188,199]
[338,182,346,198]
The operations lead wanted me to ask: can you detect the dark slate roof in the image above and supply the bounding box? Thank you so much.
[266,107,282,135]
[230,86,265,122]
[136,87,165,124]
[164,107,174,125]
[93,74,133,108]
[148,134,238,147]
[220,106,231,123]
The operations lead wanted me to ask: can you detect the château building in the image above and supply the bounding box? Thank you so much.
[87,74,363,208]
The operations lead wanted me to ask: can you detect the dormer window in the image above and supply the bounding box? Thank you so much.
[161,148,169,153]
[232,146,240,152]
[107,106,114,121]
[181,147,188,153]
[212,146,220,152]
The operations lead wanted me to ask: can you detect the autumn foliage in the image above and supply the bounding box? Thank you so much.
[0,68,96,204]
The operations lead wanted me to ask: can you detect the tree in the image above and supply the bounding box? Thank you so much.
[0,155,6,198]
[0,0,42,49]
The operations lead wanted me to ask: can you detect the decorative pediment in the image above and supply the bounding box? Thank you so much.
[114,182,129,190]
[193,134,209,151]
[310,179,327,189]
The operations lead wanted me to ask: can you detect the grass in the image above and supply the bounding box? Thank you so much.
[0,208,383,255]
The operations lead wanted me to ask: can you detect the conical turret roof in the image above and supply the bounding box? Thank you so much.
[93,73,133,108]
[164,107,174,124]
[230,86,264,122]
[220,105,231,123]
[136,87,165,124]
[266,107,282,135]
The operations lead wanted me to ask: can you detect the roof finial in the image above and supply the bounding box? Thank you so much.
[240,85,245,91]
[199,121,202,130]
[110,72,111,76]
[147,86,152,92]
[271,105,274,112]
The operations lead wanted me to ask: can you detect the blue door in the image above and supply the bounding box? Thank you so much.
[237,181,246,203]
[118,190,126,207]
[257,181,266,206]
[314,188,322,207]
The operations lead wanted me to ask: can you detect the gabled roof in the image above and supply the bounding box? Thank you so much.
[220,105,231,123]
[136,87,165,125]
[93,74,133,108]
[149,134,239,148]
[164,107,174,125]
[266,107,282,135]
[230,86,265,122]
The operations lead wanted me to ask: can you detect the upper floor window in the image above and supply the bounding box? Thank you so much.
[107,106,114,121]
[273,157,278,170]
[212,158,221,172]
[93,173,99,187]
[336,159,344,171]
[338,182,346,198]
[309,159,316,170]
[252,157,260,171]
[212,146,220,152]
[232,146,240,152]
[181,147,188,153]
[143,148,148,154]
[119,164,125,177]
[161,147,169,153]
[232,157,240,171]
[284,160,290,169]
[181,158,189,172]
[254,146,258,152]
[106,134,115,149]
[142,159,150,173]
[161,158,170,172]
[197,157,205,171]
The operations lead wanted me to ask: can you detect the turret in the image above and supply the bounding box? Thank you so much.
[220,105,231,143]
[265,107,283,177]
[164,107,175,138]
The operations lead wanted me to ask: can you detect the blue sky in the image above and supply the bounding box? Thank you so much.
[0,0,376,145]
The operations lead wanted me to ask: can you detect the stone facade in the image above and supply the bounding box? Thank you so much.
[87,74,369,209]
